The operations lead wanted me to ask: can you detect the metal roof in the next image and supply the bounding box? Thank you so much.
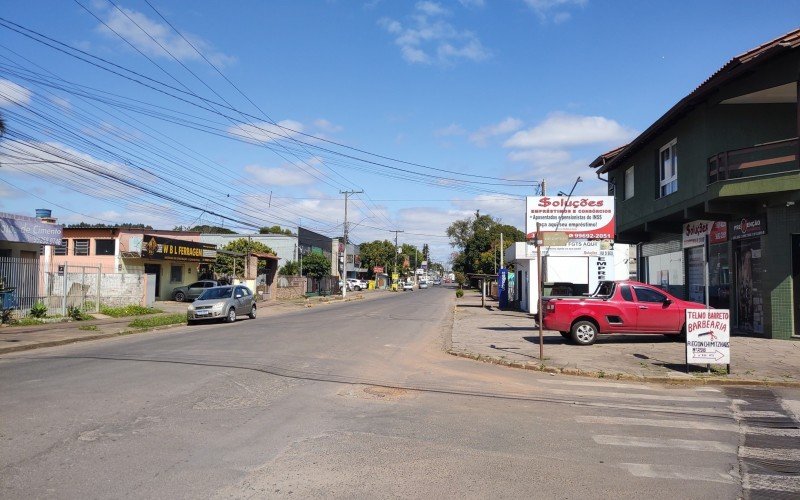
[594,27,800,174]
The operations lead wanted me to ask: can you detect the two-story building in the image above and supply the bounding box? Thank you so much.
[591,29,800,339]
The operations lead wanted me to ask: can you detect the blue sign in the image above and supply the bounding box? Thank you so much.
[498,268,508,309]
[0,212,63,245]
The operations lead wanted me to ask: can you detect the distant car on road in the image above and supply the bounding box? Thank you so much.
[171,280,219,302]
[418,280,428,289]
[402,281,413,291]
[346,278,368,291]
[433,278,442,286]
[187,285,256,324]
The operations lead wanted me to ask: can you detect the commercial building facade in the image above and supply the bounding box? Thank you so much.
[592,29,800,339]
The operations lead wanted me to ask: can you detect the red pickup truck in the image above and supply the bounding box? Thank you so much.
[542,280,707,345]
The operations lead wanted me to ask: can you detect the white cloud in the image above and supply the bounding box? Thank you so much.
[459,0,486,7]
[434,123,466,137]
[379,3,490,66]
[503,112,637,149]
[523,0,587,22]
[49,96,72,110]
[228,119,304,144]
[0,79,32,107]
[98,5,235,67]
[243,163,317,187]
[507,148,570,165]
[313,118,343,134]
[469,117,523,147]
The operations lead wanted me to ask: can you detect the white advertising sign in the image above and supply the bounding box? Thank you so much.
[525,240,614,258]
[686,309,730,364]
[682,220,712,248]
[526,196,615,240]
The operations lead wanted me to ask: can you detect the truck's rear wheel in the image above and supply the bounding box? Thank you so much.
[571,320,598,346]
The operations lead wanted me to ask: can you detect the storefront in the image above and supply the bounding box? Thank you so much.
[122,234,217,300]
[731,216,767,335]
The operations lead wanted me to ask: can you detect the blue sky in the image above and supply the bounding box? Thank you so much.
[0,0,798,263]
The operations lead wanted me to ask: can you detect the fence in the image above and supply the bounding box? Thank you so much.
[0,257,146,318]
[306,275,341,297]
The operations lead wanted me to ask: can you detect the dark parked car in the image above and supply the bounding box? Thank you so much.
[171,280,219,302]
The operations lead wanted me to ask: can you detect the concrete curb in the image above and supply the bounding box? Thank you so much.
[0,322,188,355]
[445,348,800,388]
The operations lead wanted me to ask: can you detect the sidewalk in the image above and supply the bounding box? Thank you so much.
[449,289,800,386]
[0,289,393,354]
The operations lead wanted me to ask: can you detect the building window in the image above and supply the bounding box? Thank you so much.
[73,239,90,256]
[624,166,634,200]
[170,265,183,283]
[658,139,678,198]
[54,239,68,256]
[95,239,115,256]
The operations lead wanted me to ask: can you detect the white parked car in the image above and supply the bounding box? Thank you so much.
[346,278,368,291]
[402,281,413,291]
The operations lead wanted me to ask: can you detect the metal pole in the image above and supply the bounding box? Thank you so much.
[537,222,544,361]
[339,190,363,297]
[500,233,504,268]
[61,262,68,316]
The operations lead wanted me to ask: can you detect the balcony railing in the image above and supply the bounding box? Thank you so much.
[708,137,798,184]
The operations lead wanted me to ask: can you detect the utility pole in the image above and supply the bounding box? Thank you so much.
[500,232,504,268]
[390,230,404,286]
[541,179,546,196]
[340,190,363,298]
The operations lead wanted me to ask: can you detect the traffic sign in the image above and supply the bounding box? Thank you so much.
[686,309,730,365]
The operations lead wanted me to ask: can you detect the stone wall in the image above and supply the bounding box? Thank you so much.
[276,275,307,300]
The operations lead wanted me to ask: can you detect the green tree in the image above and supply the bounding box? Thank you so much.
[214,238,276,277]
[358,240,396,278]
[447,211,525,276]
[259,225,293,236]
[279,260,300,275]
[188,225,236,234]
[301,252,330,278]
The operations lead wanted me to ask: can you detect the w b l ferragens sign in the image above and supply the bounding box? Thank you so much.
[526,196,615,240]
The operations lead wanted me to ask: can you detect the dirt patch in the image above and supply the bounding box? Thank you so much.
[338,384,412,401]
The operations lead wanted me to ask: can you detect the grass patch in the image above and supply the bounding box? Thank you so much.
[12,318,45,326]
[101,305,163,317]
[79,325,99,331]
[128,314,186,329]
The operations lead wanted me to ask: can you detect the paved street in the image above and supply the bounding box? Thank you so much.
[2,287,798,498]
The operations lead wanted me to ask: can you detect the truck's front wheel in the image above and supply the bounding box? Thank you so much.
[571,320,598,346]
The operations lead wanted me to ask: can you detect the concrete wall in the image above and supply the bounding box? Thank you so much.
[46,272,146,309]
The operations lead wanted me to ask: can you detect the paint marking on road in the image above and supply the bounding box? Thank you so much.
[594,435,736,453]
[741,426,800,437]
[587,402,727,416]
[618,463,737,484]
[694,387,722,393]
[743,473,800,493]
[734,410,789,418]
[739,446,800,461]
[544,387,728,403]
[536,379,655,390]
[781,399,800,422]
[577,415,739,433]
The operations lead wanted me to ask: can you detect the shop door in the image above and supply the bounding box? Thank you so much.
[685,246,705,304]
[793,235,800,336]
[734,239,764,335]
[144,264,161,298]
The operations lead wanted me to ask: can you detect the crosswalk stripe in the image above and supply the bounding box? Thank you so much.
[739,447,800,461]
[619,463,737,484]
[781,399,800,421]
[743,473,800,493]
[537,379,657,390]
[544,387,728,403]
[587,402,727,416]
[741,426,800,437]
[594,434,736,453]
[576,415,739,433]
[734,410,788,418]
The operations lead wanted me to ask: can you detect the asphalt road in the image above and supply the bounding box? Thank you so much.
[2,286,798,498]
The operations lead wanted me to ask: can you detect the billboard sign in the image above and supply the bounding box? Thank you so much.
[526,196,614,240]
[683,220,728,248]
[373,266,384,274]
[731,215,767,240]
[0,212,63,245]
[686,309,730,365]
[141,235,217,263]
[526,239,614,258]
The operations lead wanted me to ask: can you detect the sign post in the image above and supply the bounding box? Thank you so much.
[685,308,730,374]
[536,222,543,361]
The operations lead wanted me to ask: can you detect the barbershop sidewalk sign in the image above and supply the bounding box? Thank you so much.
[685,308,731,374]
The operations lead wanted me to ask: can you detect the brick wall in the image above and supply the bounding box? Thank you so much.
[276,275,306,300]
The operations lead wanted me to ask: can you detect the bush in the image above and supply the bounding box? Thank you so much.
[456,289,464,298]
[100,305,162,318]
[29,301,48,318]
[128,314,186,329]
[67,306,88,321]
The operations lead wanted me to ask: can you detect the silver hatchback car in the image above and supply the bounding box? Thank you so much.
[187,285,256,324]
